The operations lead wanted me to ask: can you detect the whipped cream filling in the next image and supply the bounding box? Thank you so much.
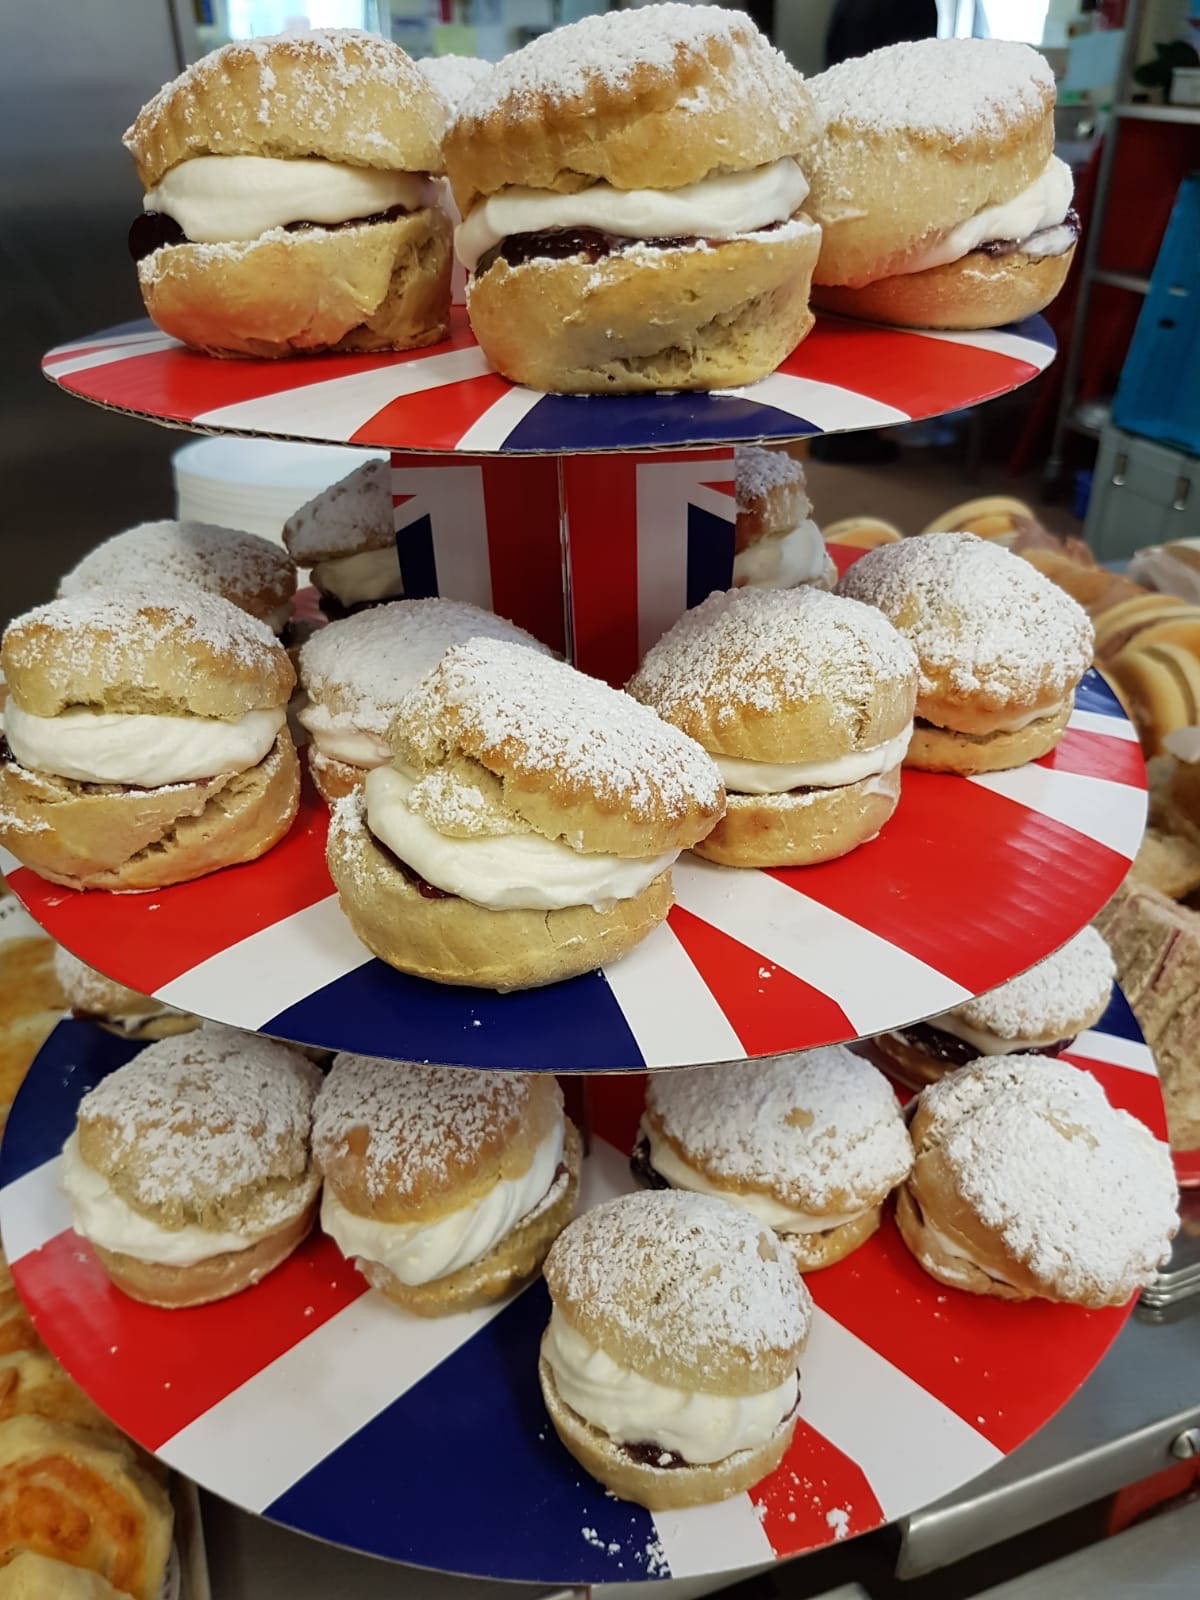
[322,1118,564,1286]
[733,520,829,590]
[144,155,436,245]
[365,765,678,912]
[712,723,913,796]
[5,701,285,788]
[297,701,392,771]
[932,1011,1064,1056]
[61,1132,267,1266]
[642,1124,868,1235]
[921,1212,1018,1288]
[925,698,1067,736]
[264,602,293,635]
[456,156,811,273]
[311,545,404,606]
[902,157,1074,275]
[543,1308,798,1466]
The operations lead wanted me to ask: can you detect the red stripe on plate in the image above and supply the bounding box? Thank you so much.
[1061,1054,1170,1140]
[352,373,513,450]
[1037,727,1147,786]
[769,772,1130,1001]
[828,544,867,578]
[753,1418,883,1557]
[8,772,332,993]
[584,1074,647,1154]
[566,455,639,685]
[668,906,854,1054]
[482,458,567,654]
[14,1230,366,1451]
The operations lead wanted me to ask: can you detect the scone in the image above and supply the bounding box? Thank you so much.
[0,586,299,890]
[634,1048,912,1270]
[417,54,494,305]
[326,638,725,990]
[58,520,296,634]
[627,586,916,867]
[314,1055,580,1315]
[283,458,400,619]
[733,446,835,592]
[124,29,452,357]
[540,1190,812,1509]
[61,1028,321,1307]
[297,598,548,802]
[52,946,197,1042]
[895,1056,1178,1306]
[838,532,1094,773]
[878,926,1115,1087]
[447,4,821,392]
[805,39,1076,329]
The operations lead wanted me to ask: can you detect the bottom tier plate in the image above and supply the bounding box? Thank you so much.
[0,996,1169,1585]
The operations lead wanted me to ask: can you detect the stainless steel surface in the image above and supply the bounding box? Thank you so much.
[973,1497,1200,1598]
[1170,1429,1200,1460]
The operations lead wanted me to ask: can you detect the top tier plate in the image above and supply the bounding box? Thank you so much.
[41,310,1054,456]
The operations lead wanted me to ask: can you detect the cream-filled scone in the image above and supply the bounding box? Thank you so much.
[805,39,1075,330]
[124,30,451,357]
[297,598,549,802]
[879,926,1115,1088]
[58,519,296,634]
[447,5,821,392]
[896,1056,1178,1306]
[62,1029,322,1308]
[634,1048,912,1271]
[838,532,1093,773]
[327,637,724,989]
[734,446,834,592]
[313,1055,580,1314]
[0,586,298,890]
[627,586,916,868]
[53,946,197,1042]
[283,458,400,618]
[540,1190,811,1509]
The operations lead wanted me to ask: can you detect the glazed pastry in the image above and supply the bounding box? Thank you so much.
[124,30,451,356]
[447,5,821,391]
[0,586,298,890]
[0,1349,120,1442]
[627,586,916,867]
[0,935,66,1129]
[921,496,1036,546]
[822,516,903,549]
[838,532,1093,773]
[58,519,296,634]
[327,638,724,989]
[634,1048,912,1270]
[314,1055,580,1315]
[297,598,548,802]
[879,926,1115,1087]
[283,458,400,618]
[805,38,1075,329]
[61,1028,321,1308]
[540,1190,811,1509]
[733,446,834,591]
[0,1551,129,1599]
[52,947,197,1042]
[896,1055,1178,1305]
[1093,593,1199,661]
[0,1255,39,1360]
[1107,642,1200,758]
[1128,539,1200,606]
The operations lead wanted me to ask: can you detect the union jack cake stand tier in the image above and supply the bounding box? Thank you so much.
[0,1001,1168,1583]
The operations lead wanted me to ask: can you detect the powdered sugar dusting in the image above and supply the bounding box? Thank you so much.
[949,927,1115,1041]
[647,1047,912,1211]
[418,54,493,114]
[735,444,808,513]
[59,520,293,608]
[53,945,147,1016]
[283,458,393,563]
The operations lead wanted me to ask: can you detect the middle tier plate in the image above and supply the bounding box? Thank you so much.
[0,671,1145,1073]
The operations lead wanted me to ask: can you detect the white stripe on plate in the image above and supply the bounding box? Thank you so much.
[1069,707,1139,742]
[45,335,180,378]
[652,1494,774,1579]
[1069,1028,1158,1076]
[0,1157,72,1262]
[601,920,745,1069]
[0,845,20,875]
[672,858,970,1038]
[916,327,1055,371]
[718,375,908,431]
[48,328,172,358]
[454,385,543,451]
[968,766,1147,858]
[798,1309,1001,1521]
[193,346,491,441]
[154,896,371,1027]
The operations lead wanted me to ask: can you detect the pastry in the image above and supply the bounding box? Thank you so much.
[805,38,1076,329]
[52,947,196,1042]
[0,1350,120,1442]
[821,517,902,549]
[1093,593,1198,661]
[878,926,1115,1088]
[733,446,834,591]
[297,598,548,802]
[57,520,296,634]
[920,496,1035,545]
[1018,545,1145,617]
[124,30,451,357]
[627,586,916,867]
[314,1055,580,1315]
[61,1028,321,1308]
[417,55,495,304]
[283,458,400,619]
[327,638,724,990]
[0,1418,172,1600]
[1106,642,1200,757]
[0,1256,39,1360]
[1128,539,1200,605]
[539,1190,812,1509]
[896,1055,1178,1305]
[0,586,298,890]
[837,532,1093,773]
[0,1551,129,1599]
[446,5,821,392]
[634,1047,912,1270]
[0,936,66,1129]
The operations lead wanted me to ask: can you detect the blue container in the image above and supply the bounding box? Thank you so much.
[1113,174,1200,456]
[1073,468,1093,520]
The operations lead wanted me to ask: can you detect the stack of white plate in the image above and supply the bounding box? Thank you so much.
[173,438,387,545]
